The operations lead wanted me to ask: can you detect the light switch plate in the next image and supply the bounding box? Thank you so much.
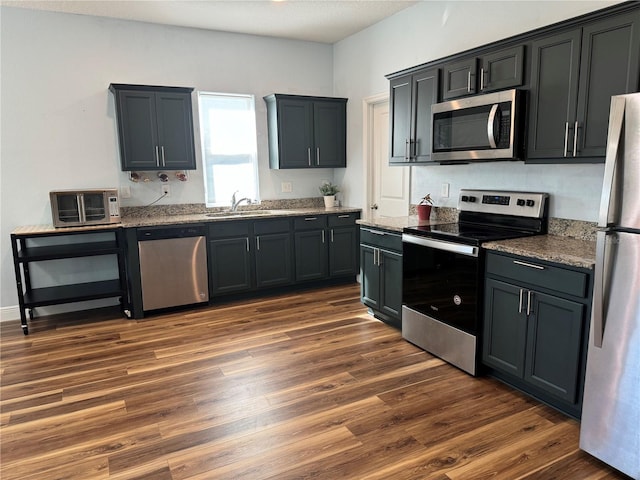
[441,182,450,198]
[281,182,292,193]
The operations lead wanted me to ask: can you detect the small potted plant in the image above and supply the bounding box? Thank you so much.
[319,182,340,209]
[417,194,433,221]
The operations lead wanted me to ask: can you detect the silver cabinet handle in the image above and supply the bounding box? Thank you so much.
[321,230,325,243]
[246,238,250,252]
[330,229,334,242]
[374,248,380,266]
[155,146,160,167]
[362,228,385,235]
[563,122,569,157]
[526,290,532,316]
[307,148,311,166]
[513,260,545,270]
[304,217,317,221]
[316,147,320,165]
[256,236,260,251]
[480,67,485,91]
[518,288,524,314]
[467,71,471,93]
[338,214,350,218]
[405,138,410,161]
[160,146,166,166]
[573,121,579,157]
[487,104,499,149]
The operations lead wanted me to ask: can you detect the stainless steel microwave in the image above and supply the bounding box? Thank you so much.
[50,189,121,227]
[431,89,523,163]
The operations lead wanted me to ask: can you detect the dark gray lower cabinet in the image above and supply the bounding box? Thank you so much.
[483,252,591,418]
[294,212,360,282]
[360,227,402,328]
[209,219,292,296]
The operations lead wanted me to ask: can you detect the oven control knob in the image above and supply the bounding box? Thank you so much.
[468,196,477,202]
[517,199,526,206]
[526,199,535,207]
[461,195,469,202]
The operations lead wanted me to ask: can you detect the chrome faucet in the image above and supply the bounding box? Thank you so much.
[230,191,251,211]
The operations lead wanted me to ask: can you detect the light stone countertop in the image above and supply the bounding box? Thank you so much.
[482,235,596,269]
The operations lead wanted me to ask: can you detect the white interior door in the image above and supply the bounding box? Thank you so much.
[371,101,410,217]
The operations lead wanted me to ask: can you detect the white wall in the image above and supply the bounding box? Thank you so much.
[333,0,623,218]
[0,6,334,312]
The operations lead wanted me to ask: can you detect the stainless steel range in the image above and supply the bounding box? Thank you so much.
[402,189,549,375]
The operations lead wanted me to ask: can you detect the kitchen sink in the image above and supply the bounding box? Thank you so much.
[205,210,283,218]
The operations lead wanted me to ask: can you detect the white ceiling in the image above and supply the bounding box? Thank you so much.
[1,0,418,44]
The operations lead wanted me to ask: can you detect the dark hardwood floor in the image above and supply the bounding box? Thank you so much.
[0,284,627,479]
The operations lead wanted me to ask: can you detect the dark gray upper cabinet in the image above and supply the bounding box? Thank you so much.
[264,94,347,169]
[528,10,640,162]
[389,67,439,164]
[110,84,196,171]
[442,45,524,100]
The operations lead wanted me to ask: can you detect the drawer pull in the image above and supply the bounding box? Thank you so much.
[513,260,545,270]
[338,214,350,218]
[304,217,317,221]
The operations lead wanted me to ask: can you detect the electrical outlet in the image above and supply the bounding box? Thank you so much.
[281,181,292,193]
[161,184,171,197]
[441,182,450,198]
[120,185,131,199]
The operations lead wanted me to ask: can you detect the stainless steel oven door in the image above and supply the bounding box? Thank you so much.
[402,234,480,335]
[401,233,482,375]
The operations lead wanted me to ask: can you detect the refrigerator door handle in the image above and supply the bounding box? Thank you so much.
[598,96,626,228]
[592,231,610,348]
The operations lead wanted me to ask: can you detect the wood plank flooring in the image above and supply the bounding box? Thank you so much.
[0,284,628,479]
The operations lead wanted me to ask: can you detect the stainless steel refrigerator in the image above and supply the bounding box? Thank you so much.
[580,92,640,479]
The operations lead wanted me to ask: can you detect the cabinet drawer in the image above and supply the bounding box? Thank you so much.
[209,221,251,238]
[486,253,588,298]
[254,218,291,235]
[328,212,359,227]
[294,215,327,230]
[360,227,402,252]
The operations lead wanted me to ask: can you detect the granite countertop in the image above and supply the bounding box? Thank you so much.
[482,235,596,269]
[12,206,362,235]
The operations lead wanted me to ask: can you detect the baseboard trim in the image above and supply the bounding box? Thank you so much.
[0,305,20,322]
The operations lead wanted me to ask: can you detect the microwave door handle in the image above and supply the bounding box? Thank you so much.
[487,104,499,148]
[77,194,86,223]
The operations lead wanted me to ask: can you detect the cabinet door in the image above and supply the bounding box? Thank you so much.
[155,92,196,170]
[442,57,477,100]
[482,278,527,377]
[575,11,640,158]
[379,249,402,320]
[209,237,252,295]
[480,45,525,93]
[389,75,412,164]
[294,230,327,281]
[277,99,314,168]
[313,101,346,167]
[254,232,292,289]
[329,226,358,277]
[360,245,380,310]
[115,90,159,170]
[524,291,585,403]
[527,30,581,160]
[412,68,439,164]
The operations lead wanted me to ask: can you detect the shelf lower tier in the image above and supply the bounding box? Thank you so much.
[22,280,125,307]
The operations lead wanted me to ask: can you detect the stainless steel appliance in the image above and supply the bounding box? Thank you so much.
[431,89,524,163]
[580,93,640,479]
[50,189,120,227]
[402,189,548,375]
[137,225,209,311]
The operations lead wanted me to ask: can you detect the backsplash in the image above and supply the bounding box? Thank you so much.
[121,197,324,219]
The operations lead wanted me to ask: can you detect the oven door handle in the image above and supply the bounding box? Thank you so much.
[402,234,479,257]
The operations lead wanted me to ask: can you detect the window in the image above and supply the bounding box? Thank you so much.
[198,92,260,207]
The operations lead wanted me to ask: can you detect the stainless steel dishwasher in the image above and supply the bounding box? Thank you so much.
[137,225,209,311]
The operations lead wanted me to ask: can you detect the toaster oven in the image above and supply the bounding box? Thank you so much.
[50,189,121,227]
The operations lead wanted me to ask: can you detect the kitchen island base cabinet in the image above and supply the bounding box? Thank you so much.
[483,252,591,418]
[359,227,402,328]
